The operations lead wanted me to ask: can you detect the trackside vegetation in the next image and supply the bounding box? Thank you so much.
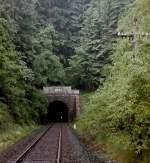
[0,0,149,162]
[0,0,132,134]
[0,124,37,151]
[77,0,150,162]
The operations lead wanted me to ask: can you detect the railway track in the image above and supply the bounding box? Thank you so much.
[12,125,53,163]
[4,123,106,163]
[56,127,62,163]
[11,124,63,163]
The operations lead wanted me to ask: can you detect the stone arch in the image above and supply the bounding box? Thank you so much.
[43,87,80,122]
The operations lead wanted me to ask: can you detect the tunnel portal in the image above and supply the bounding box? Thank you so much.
[43,87,80,122]
[48,101,69,122]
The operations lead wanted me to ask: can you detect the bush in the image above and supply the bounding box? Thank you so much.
[77,37,150,162]
[0,102,13,130]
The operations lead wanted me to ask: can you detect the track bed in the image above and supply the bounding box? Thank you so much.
[0,124,107,163]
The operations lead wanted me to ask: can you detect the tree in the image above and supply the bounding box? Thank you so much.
[77,0,150,161]
[66,47,99,90]
[0,0,37,66]
[33,25,65,87]
[0,18,47,125]
[67,0,133,90]
[35,0,91,65]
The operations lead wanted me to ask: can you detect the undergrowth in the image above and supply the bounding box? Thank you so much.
[77,92,150,163]
[0,123,38,151]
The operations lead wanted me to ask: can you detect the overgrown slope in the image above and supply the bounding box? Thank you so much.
[77,0,150,162]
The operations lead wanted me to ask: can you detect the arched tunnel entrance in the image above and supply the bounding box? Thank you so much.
[48,101,69,122]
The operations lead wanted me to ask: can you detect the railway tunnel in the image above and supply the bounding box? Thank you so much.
[43,87,80,122]
[48,101,69,122]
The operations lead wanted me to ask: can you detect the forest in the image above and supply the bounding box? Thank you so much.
[0,0,149,162]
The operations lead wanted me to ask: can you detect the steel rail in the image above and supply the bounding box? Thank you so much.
[56,126,62,163]
[13,124,53,163]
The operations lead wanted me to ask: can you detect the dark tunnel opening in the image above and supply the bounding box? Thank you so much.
[48,101,69,122]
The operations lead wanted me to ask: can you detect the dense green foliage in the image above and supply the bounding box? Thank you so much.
[0,0,150,162]
[0,0,136,131]
[0,16,47,127]
[0,0,93,128]
[77,0,150,162]
[67,0,134,90]
[35,0,90,65]
[0,0,133,93]
[33,25,65,87]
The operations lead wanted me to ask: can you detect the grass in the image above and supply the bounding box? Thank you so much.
[0,123,38,151]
